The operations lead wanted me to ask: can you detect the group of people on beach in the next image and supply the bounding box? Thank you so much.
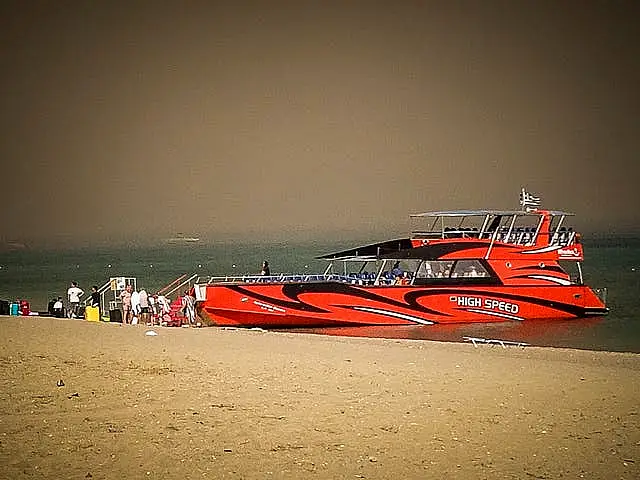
[119,284,197,326]
[118,284,175,326]
[43,260,275,325]
[48,281,100,319]
[48,281,197,327]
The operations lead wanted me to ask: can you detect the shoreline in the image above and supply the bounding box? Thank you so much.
[1,316,639,479]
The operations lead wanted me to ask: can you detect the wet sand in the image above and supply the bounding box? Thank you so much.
[0,316,638,479]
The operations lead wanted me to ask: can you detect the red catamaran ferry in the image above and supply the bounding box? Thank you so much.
[194,190,608,327]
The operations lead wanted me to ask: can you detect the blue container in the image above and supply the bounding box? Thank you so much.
[10,302,19,316]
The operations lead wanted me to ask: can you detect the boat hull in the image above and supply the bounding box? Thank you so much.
[195,282,608,328]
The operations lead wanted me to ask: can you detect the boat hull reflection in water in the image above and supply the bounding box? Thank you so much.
[280,317,606,350]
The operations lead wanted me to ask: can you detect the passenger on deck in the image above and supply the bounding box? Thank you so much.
[424,262,433,278]
[261,261,271,276]
[395,271,410,285]
[467,265,480,277]
[391,261,402,278]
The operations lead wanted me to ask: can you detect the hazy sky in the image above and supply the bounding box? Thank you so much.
[1,1,638,247]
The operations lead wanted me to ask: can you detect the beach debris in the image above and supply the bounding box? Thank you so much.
[56,379,65,387]
[145,330,158,336]
[463,336,529,348]
[68,392,79,399]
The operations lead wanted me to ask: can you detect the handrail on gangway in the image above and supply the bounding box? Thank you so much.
[158,273,188,295]
[163,273,199,299]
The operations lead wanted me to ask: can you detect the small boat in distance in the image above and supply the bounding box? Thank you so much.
[165,233,200,244]
[193,190,608,328]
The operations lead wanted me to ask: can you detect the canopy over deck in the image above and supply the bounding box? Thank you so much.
[410,209,575,218]
[316,238,412,261]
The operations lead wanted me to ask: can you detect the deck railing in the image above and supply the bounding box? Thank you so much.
[194,272,407,287]
[197,273,399,285]
[412,228,576,247]
[196,273,342,284]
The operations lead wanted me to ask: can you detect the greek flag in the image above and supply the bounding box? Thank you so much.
[520,188,541,210]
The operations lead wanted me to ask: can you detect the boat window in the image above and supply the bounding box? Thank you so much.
[559,261,582,285]
[450,260,489,278]
[415,260,455,279]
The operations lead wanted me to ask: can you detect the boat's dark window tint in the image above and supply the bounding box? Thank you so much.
[451,260,489,278]
[559,261,582,285]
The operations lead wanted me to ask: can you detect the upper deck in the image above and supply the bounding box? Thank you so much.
[409,208,578,248]
[194,191,592,291]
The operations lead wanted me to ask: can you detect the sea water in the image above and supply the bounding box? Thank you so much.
[1,237,638,353]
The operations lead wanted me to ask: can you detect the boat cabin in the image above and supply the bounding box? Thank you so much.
[317,208,585,287]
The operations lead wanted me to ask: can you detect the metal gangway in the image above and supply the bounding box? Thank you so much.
[160,273,199,299]
[84,276,137,320]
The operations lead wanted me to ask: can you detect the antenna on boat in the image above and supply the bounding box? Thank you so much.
[519,187,541,212]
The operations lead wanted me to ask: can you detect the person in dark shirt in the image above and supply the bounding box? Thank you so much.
[47,297,57,316]
[261,261,270,276]
[90,286,100,308]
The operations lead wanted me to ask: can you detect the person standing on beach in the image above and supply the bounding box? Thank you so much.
[138,288,150,325]
[157,293,170,324]
[90,286,100,308]
[148,293,157,326]
[181,290,196,325]
[131,288,140,324]
[120,284,133,324]
[67,281,84,318]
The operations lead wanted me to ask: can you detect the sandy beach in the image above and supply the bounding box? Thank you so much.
[0,317,638,479]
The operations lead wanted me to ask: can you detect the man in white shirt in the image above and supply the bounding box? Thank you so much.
[67,281,84,318]
[130,289,140,324]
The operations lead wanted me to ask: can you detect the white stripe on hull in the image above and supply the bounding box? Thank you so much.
[351,306,434,325]
[527,275,572,286]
